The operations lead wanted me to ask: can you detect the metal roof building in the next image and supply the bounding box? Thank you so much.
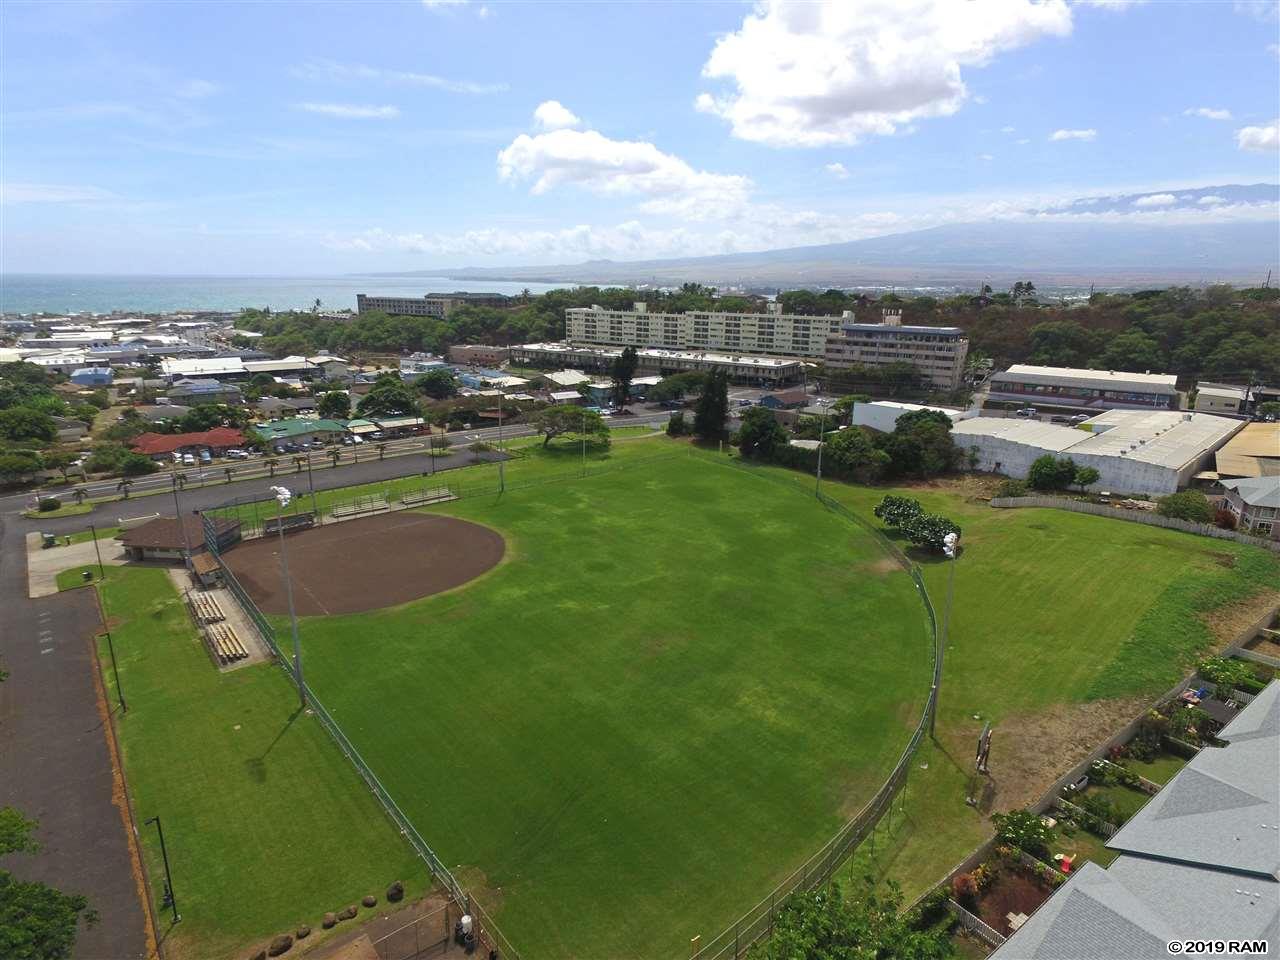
[992,682,1280,959]
[989,364,1181,412]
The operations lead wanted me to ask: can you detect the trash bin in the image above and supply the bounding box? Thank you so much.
[82,570,93,582]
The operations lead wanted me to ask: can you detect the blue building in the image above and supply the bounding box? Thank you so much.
[70,366,114,387]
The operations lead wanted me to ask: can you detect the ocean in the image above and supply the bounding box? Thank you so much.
[0,274,564,316]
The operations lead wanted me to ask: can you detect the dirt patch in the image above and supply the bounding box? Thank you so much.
[1202,591,1280,650]
[957,696,1148,814]
[1246,635,1280,661]
[1210,552,1237,569]
[857,556,902,577]
[972,865,1056,937]
[896,473,1008,503]
[222,513,505,616]
[301,891,458,960]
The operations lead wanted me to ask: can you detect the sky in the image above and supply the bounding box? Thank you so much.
[1,0,1278,275]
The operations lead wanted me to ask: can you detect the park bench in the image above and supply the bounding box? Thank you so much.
[400,487,454,507]
[331,497,389,519]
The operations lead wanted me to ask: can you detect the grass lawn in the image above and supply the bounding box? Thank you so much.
[23,501,93,519]
[1125,751,1189,786]
[66,525,122,546]
[1082,783,1153,824]
[70,568,426,960]
[1047,825,1118,868]
[286,447,934,960]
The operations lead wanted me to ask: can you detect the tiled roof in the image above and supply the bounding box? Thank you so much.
[131,427,246,455]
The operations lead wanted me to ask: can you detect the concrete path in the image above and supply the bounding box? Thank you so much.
[25,533,129,598]
[0,517,152,960]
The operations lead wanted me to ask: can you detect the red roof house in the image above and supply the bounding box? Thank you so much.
[131,427,246,457]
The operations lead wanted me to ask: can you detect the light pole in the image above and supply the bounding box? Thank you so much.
[930,531,960,738]
[813,400,829,496]
[171,474,192,570]
[144,816,179,924]
[270,486,306,709]
[304,453,318,518]
[88,522,106,581]
[497,391,505,493]
[581,406,587,477]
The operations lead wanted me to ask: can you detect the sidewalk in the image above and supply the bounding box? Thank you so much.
[25,532,128,598]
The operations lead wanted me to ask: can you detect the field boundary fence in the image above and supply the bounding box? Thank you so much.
[681,453,941,960]
[370,903,452,960]
[198,515,516,959]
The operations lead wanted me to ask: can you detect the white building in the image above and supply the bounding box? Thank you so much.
[1193,382,1247,415]
[512,342,803,385]
[565,301,842,360]
[851,400,975,434]
[824,310,970,390]
[953,410,1244,495]
[987,364,1181,411]
[398,352,449,383]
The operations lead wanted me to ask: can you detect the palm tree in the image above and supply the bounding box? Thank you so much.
[224,467,234,484]
[116,479,133,500]
[72,487,87,506]
[266,458,279,478]
[294,456,306,474]
[328,448,341,468]
[520,287,531,304]
[377,443,387,461]
[312,297,323,314]
[173,472,187,491]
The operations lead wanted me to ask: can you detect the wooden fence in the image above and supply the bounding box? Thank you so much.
[989,496,1280,553]
[946,900,1007,948]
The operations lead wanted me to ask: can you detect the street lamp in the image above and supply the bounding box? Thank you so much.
[497,391,505,492]
[930,531,960,738]
[88,522,106,581]
[270,486,306,709]
[304,452,318,518]
[580,406,587,478]
[171,474,192,570]
[144,816,179,924]
[813,399,830,496]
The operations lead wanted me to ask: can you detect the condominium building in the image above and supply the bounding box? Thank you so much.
[356,292,512,318]
[823,310,969,390]
[511,342,803,385]
[565,301,843,360]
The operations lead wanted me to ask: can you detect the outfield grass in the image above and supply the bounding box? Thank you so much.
[287,447,934,959]
[73,568,426,960]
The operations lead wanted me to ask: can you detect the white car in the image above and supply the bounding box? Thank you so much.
[182,453,196,466]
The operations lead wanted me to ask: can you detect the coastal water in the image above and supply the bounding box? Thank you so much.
[0,274,563,316]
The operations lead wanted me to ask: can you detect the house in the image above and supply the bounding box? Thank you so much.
[131,427,247,460]
[134,404,192,424]
[399,353,449,383]
[254,396,318,418]
[69,366,113,387]
[167,378,244,406]
[117,515,241,562]
[1219,476,1280,539]
[308,354,351,381]
[991,681,1279,959]
[758,389,809,410]
[548,390,585,405]
[539,369,592,389]
[252,417,349,447]
[49,416,89,442]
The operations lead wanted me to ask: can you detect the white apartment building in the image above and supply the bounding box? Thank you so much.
[823,309,969,390]
[565,302,843,360]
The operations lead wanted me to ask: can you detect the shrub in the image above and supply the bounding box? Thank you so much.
[37,497,62,512]
[468,441,495,453]
[950,872,978,905]
[1027,454,1078,491]
[1214,508,1237,530]
[1197,656,1259,692]
[120,453,160,477]
[901,512,961,553]
[991,809,1052,859]
[873,494,922,528]
[1156,490,1214,523]
[666,411,688,437]
[1076,792,1118,827]
[1169,706,1210,742]
[995,478,1029,498]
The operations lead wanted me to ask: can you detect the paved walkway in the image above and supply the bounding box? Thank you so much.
[25,532,128,599]
[0,518,152,960]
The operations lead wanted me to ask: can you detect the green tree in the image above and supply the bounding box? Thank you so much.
[666,411,688,436]
[992,809,1052,859]
[1074,465,1101,490]
[880,412,959,478]
[901,513,961,553]
[1097,331,1164,372]
[0,408,57,443]
[1027,454,1079,491]
[825,426,890,480]
[609,346,639,407]
[356,374,418,418]
[532,404,609,448]
[693,372,729,440]
[0,451,42,484]
[0,806,97,960]
[648,372,706,402]
[753,878,952,960]
[415,370,458,401]
[1157,490,1214,523]
[41,448,79,483]
[1258,401,1280,418]
[735,407,789,460]
[317,391,351,420]
[119,453,159,477]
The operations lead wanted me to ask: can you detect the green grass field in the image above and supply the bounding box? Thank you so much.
[65,568,426,959]
[286,448,935,959]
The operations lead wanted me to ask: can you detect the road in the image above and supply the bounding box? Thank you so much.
[1,410,673,522]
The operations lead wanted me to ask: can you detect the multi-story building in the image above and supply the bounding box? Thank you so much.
[987,364,1181,411]
[565,301,844,360]
[449,344,512,367]
[823,309,969,390]
[356,292,511,318]
[511,342,802,385]
[398,352,450,383]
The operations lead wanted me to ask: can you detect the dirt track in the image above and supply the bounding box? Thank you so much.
[223,512,505,616]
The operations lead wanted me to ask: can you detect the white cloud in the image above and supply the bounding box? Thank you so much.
[1050,128,1097,141]
[978,153,995,161]
[1075,0,1147,9]
[1015,138,1031,145]
[1197,195,1227,205]
[825,162,850,179]
[292,58,506,95]
[532,100,581,131]
[422,0,469,8]
[1132,193,1176,207]
[695,0,1073,147]
[1000,125,1016,133]
[1236,119,1280,152]
[1234,1,1279,21]
[1269,43,1280,58]
[1183,106,1232,120]
[497,127,752,219]
[175,79,219,99]
[0,183,118,204]
[297,102,400,119]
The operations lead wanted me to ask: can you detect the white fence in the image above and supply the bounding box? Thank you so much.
[989,497,1280,553]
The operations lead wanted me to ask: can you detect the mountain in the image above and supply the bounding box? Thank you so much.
[375,184,1279,291]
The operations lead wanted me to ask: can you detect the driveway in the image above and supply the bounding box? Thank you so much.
[25,533,129,598]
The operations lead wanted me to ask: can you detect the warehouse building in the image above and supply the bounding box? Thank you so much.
[1206,422,1280,480]
[851,400,975,433]
[987,365,1181,411]
[953,410,1243,495]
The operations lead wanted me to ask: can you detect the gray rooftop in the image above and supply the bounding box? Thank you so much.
[1221,476,1280,510]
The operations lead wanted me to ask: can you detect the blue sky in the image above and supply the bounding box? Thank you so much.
[2,0,1277,274]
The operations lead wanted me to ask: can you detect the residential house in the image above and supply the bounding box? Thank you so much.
[254,396,318,418]
[252,418,349,447]
[131,427,247,460]
[1220,476,1280,540]
[758,389,809,410]
[69,366,113,387]
[167,378,244,406]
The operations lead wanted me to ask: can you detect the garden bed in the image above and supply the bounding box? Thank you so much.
[968,863,1057,937]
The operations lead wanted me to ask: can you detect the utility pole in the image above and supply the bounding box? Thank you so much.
[145,816,179,924]
[171,475,192,571]
[497,391,505,493]
[930,531,960,738]
[814,400,829,496]
[88,522,106,581]
[305,453,318,518]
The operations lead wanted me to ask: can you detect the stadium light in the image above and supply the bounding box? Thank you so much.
[270,485,307,708]
[930,531,960,738]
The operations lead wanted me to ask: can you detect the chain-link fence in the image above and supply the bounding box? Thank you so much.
[371,903,453,960]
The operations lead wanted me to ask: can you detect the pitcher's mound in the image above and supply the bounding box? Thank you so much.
[223,512,505,616]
